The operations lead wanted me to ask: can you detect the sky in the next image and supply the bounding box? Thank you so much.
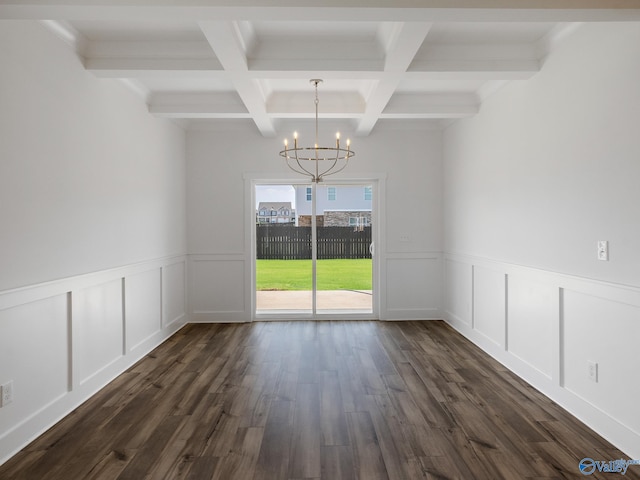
[255,185,296,209]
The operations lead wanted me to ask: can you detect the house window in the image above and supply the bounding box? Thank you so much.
[364,186,372,201]
[259,209,267,216]
[350,216,369,227]
[328,187,337,201]
[306,187,312,201]
[271,210,276,216]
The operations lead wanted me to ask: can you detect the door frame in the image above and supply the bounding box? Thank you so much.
[244,173,386,321]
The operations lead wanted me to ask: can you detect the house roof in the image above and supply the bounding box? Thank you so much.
[258,202,292,212]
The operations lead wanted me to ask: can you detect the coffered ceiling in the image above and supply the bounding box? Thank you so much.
[3,1,640,136]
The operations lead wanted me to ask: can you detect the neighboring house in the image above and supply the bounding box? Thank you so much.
[324,210,371,228]
[257,202,295,224]
[295,185,372,227]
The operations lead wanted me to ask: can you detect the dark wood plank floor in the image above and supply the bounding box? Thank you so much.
[1,321,637,479]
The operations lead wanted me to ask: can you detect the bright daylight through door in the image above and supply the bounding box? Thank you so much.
[255,183,373,316]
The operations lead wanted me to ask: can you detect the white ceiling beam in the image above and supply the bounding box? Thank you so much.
[150,106,251,119]
[382,92,478,118]
[248,70,385,80]
[416,43,538,61]
[409,42,541,78]
[149,92,249,118]
[248,39,383,72]
[409,60,540,77]
[267,91,364,118]
[86,58,225,77]
[84,39,225,77]
[82,38,542,79]
[248,58,384,73]
[86,60,537,81]
[86,40,216,58]
[40,20,88,55]
[356,22,432,136]
[4,3,640,22]
[199,20,276,136]
[149,90,477,120]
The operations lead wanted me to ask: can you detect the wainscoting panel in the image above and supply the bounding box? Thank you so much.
[189,254,246,322]
[0,255,187,467]
[507,274,558,380]
[74,279,124,386]
[384,253,441,320]
[444,253,640,459]
[162,260,186,328]
[472,265,505,347]
[563,289,640,436]
[444,258,472,326]
[0,295,69,439]
[125,268,162,352]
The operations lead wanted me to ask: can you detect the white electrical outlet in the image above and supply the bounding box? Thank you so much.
[597,240,609,261]
[587,361,598,383]
[1,381,13,407]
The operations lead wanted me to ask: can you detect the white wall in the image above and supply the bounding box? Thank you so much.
[0,21,187,291]
[443,22,640,458]
[187,120,443,321]
[0,21,188,465]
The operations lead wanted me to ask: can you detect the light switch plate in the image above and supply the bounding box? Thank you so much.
[587,361,598,382]
[0,381,13,407]
[597,240,608,261]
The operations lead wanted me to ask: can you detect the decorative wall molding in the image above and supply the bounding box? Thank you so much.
[0,255,187,466]
[443,252,640,459]
[189,254,248,323]
[382,252,442,320]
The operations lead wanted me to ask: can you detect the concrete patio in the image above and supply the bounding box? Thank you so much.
[256,289,372,312]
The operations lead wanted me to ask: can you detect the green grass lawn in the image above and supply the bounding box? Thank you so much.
[256,259,372,291]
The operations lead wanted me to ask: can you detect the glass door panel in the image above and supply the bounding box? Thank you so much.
[315,184,373,314]
[255,184,312,314]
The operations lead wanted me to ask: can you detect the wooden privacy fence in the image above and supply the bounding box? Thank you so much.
[256,225,372,260]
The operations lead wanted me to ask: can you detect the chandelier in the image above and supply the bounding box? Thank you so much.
[280,79,354,183]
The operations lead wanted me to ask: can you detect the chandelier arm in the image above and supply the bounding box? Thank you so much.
[317,150,340,178]
[323,149,354,178]
[324,156,351,177]
[280,150,315,179]
[294,147,316,179]
[289,160,315,179]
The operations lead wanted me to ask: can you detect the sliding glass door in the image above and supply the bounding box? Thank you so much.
[255,182,374,317]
